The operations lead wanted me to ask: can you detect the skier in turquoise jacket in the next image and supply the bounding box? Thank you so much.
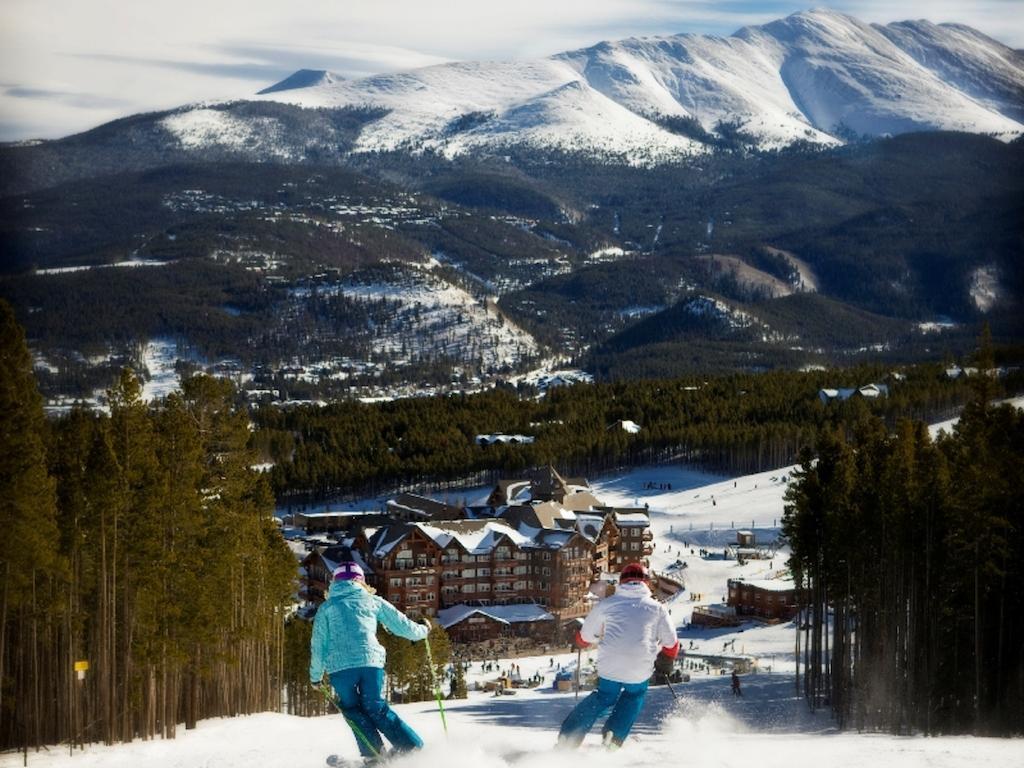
[310,561,429,761]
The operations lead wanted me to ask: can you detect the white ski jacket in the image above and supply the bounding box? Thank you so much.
[578,581,678,685]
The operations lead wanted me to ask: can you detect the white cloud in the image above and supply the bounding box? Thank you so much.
[1,0,1022,141]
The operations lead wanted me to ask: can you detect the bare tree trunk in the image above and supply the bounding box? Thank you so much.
[974,544,981,733]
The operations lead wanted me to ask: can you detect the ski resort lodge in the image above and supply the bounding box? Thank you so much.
[300,466,654,640]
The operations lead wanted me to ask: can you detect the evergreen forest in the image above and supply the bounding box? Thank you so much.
[256,363,1004,505]
[783,366,1024,734]
[0,300,296,752]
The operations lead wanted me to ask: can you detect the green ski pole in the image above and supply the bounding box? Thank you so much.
[423,630,449,736]
[315,681,381,758]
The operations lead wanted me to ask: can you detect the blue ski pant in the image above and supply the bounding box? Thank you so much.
[558,676,649,746]
[329,667,423,757]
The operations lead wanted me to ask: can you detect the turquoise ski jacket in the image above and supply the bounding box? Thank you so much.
[309,580,429,682]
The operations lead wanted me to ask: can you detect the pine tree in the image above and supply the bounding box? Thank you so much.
[0,300,65,751]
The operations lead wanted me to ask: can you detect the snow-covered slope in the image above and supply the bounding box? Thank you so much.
[20,453,1024,768]
[219,8,1024,162]
[9,680,1018,768]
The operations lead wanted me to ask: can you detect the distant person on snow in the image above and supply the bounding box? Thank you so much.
[557,562,680,749]
[310,561,430,762]
[731,670,742,696]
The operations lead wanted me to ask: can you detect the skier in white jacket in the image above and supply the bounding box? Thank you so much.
[557,562,679,748]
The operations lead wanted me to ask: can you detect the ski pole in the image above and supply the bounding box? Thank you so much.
[423,631,449,736]
[664,676,680,701]
[315,681,381,758]
[575,648,582,700]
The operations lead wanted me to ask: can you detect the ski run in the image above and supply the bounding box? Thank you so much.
[6,401,1023,768]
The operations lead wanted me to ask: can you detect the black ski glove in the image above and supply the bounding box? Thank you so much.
[654,651,675,675]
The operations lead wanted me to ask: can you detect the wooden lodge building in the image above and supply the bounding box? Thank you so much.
[300,466,654,640]
[726,578,800,621]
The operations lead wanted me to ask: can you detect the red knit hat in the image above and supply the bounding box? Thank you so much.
[619,562,649,583]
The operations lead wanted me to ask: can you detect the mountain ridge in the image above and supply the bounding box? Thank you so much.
[238,8,1023,161]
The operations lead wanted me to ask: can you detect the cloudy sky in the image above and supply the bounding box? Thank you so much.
[2,0,1022,141]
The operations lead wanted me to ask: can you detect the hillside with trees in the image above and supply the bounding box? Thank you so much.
[0,300,295,752]
[254,361,1009,505]
[783,369,1024,734]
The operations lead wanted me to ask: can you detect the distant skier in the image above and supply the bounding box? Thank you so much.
[310,561,430,762]
[731,670,742,696]
[557,562,679,749]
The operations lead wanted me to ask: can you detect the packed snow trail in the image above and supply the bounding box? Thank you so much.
[6,676,1016,768]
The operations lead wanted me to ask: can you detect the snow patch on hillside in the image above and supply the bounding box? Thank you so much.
[970,265,1000,312]
[161,109,294,157]
[140,339,183,402]
[294,272,540,372]
[683,295,755,329]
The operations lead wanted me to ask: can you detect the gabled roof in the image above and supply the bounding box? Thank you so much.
[574,513,608,542]
[437,603,554,629]
[560,489,602,513]
[387,493,462,520]
[419,520,533,555]
[500,501,576,531]
[366,522,418,558]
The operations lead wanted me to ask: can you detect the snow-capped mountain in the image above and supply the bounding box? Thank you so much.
[215,8,1024,162]
[257,69,344,95]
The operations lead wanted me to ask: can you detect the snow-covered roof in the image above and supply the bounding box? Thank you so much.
[531,529,575,550]
[731,578,796,592]
[475,433,536,445]
[614,511,650,527]
[575,514,606,542]
[420,520,532,554]
[370,526,413,558]
[609,419,641,434]
[437,603,554,629]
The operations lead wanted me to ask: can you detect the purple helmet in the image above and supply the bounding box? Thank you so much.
[333,562,365,581]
